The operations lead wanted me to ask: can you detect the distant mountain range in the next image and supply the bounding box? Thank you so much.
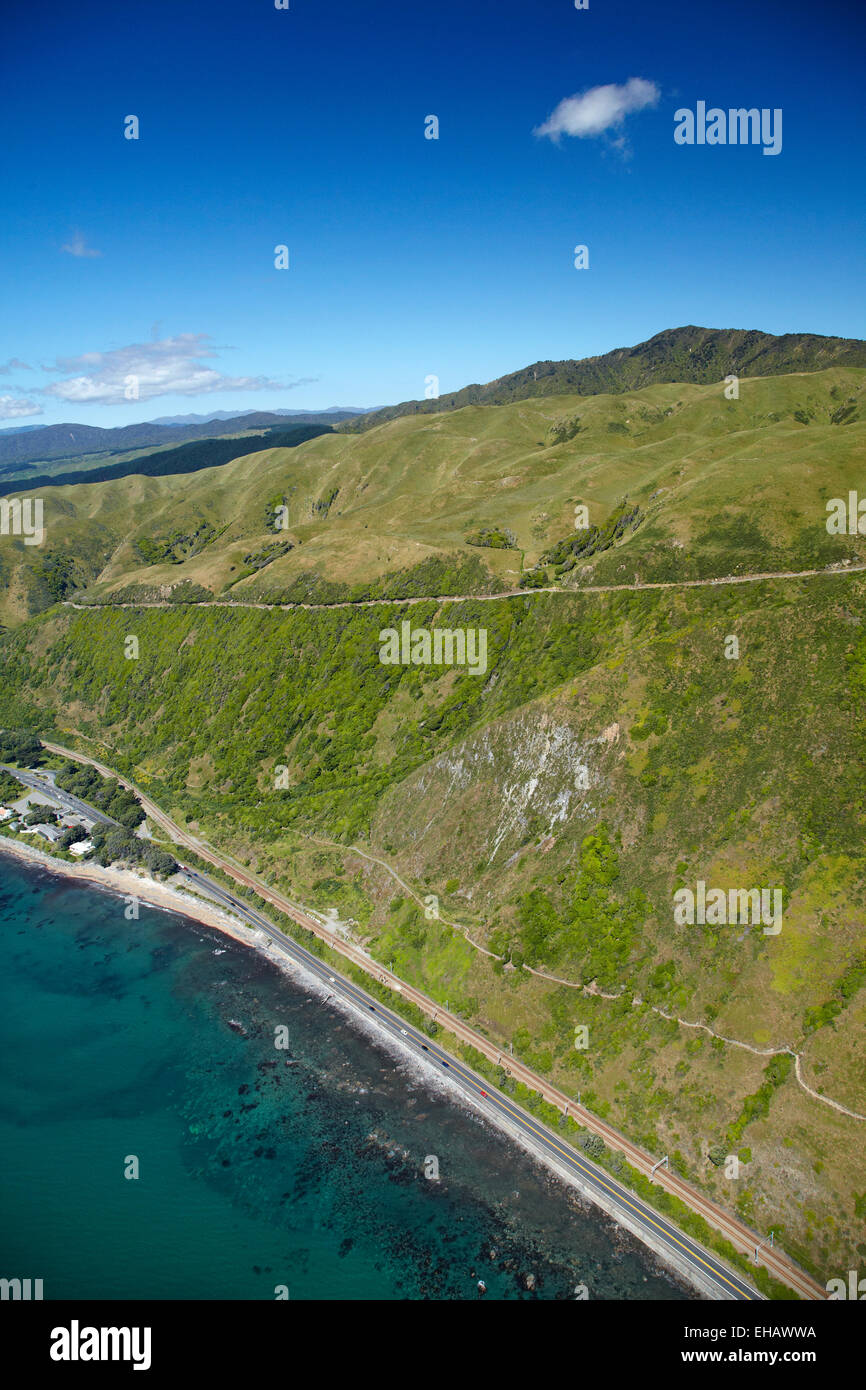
[0,423,333,498]
[5,324,865,480]
[338,325,866,433]
[0,408,370,470]
[147,407,373,426]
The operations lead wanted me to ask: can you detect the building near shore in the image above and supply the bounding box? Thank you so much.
[21,823,62,844]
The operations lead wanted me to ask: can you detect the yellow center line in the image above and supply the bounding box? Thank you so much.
[332,982,752,1299]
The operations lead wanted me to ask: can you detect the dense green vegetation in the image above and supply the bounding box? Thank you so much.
[547,414,583,446]
[245,553,499,604]
[82,580,215,605]
[136,520,222,565]
[518,567,550,589]
[3,575,864,875]
[30,552,82,603]
[0,769,22,800]
[493,826,647,985]
[340,325,866,433]
[727,1055,794,1147]
[803,954,866,1032]
[312,486,340,518]
[58,823,89,849]
[264,492,293,529]
[241,540,295,571]
[465,526,518,549]
[0,728,44,765]
[541,501,643,576]
[87,822,177,877]
[54,760,145,829]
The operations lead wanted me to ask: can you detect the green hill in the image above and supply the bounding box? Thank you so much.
[1,353,866,1277]
[339,325,866,433]
[0,409,350,472]
[2,365,864,627]
[0,422,332,498]
[1,573,865,1282]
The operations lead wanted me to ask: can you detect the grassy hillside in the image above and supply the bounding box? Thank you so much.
[0,423,332,498]
[2,365,864,628]
[2,356,865,1280]
[0,408,348,471]
[1,571,865,1281]
[340,325,866,433]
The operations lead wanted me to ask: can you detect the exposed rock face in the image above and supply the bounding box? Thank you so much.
[374,704,613,873]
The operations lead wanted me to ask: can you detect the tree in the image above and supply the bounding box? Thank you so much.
[143,847,177,877]
[580,1133,605,1160]
[0,770,23,802]
[0,729,43,765]
[60,826,89,849]
[94,829,135,866]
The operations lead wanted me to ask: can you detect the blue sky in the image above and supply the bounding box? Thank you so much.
[1,0,864,427]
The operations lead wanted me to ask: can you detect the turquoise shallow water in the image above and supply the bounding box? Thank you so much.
[0,852,690,1300]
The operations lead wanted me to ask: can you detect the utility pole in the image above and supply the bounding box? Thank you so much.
[651,1155,669,1178]
[754,1230,775,1264]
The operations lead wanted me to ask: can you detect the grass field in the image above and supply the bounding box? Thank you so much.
[1,366,864,627]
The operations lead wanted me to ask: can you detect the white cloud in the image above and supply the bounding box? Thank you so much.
[39,334,313,406]
[535,78,659,142]
[0,358,33,375]
[60,231,103,258]
[0,395,43,420]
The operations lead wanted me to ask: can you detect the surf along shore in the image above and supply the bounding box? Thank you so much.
[0,832,722,1299]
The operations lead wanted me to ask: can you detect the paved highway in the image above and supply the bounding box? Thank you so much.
[1,765,122,827]
[36,740,827,1300]
[179,863,759,1300]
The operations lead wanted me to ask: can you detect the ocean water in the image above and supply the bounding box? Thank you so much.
[0,853,689,1301]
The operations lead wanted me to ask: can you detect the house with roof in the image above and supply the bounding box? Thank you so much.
[21,823,63,844]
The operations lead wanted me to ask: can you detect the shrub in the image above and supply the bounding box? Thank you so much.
[580,1132,606,1160]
